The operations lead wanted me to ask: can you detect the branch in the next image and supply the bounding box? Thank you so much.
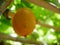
[0,32,43,45]
[37,21,60,31]
[0,0,13,13]
[26,0,60,14]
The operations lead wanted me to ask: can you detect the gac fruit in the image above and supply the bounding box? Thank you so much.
[12,8,36,36]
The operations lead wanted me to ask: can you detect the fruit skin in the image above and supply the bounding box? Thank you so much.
[12,8,36,36]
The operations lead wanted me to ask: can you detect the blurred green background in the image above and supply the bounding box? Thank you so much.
[0,0,60,45]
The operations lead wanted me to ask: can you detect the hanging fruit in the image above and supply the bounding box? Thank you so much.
[12,8,36,36]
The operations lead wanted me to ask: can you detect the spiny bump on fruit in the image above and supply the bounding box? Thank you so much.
[12,8,36,36]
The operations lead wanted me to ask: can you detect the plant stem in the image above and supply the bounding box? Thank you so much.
[37,21,60,31]
[26,0,60,14]
[0,32,43,45]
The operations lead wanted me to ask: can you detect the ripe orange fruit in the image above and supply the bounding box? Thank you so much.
[12,8,36,36]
